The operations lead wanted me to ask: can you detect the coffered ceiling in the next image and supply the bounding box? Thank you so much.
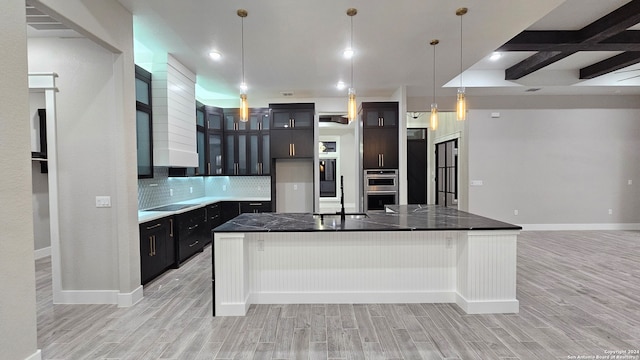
[26,0,640,104]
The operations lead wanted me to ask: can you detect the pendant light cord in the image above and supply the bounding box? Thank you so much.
[350,15,354,89]
[433,44,436,104]
[241,16,245,85]
[459,14,463,88]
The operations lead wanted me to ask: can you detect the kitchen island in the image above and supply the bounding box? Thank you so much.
[213,205,521,316]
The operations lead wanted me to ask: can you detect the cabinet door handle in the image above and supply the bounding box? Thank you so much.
[188,224,199,231]
[378,154,381,167]
[189,240,200,247]
[292,143,295,156]
[381,153,384,167]
[289,143,292,156]
[149,236,154,256]
[208,163,211,174]
[169,219,174,237]
[146,223,162,230]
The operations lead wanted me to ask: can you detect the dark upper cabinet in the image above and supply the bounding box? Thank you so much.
[270,129,314,159]
[362,127,399,169]
[270,103,314,129]
[362,102,399,170]
[135,65,153,178]
[362,102,398,128]
[139,217,175,285]
[269,103,314,159]
[205,106,224,175]
[223,108,270,175]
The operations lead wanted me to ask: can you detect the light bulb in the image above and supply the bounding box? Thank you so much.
[430,103,439,131]
[240,93,248,122]
[347,88,357,122]
[456,88,466,121]
[343,47,354,59]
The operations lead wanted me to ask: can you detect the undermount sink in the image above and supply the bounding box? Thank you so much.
[313,213,368,220]
[145,203,199,212]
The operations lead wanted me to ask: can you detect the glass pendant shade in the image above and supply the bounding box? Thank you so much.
[347,88,357,122]
[456,88,466,121]
[430,103,439,131]
[240,92,248,122]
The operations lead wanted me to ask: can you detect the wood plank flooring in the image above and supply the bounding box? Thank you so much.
[36,231,640,359]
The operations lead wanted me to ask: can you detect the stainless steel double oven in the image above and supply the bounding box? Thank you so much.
[363,169,398,211]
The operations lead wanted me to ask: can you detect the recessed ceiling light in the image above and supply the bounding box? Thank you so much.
[336,81,346,90]
[489,52,501,61]
[343,47,354,59]
[209,51,222,60]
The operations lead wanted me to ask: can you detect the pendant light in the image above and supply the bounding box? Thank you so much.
[429,39,439,131]
[456,7,468,122]
[238,9,249,122]
[346,8,358,122]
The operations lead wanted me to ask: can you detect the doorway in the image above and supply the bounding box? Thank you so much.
[407,128,427,204]
[435,139,458,208]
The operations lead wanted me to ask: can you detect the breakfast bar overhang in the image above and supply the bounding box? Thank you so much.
[212,205,522,316]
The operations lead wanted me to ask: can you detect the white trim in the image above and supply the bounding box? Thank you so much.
[34,246,51,260]
[56,290,119,305]
[520,223,640,231]
[117,285,144,308]
[455,293,519,314]
[250,291,456,305]
[215,300,251,317]
[24,349,42,360]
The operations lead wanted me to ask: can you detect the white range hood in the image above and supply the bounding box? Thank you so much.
[151,54,198,167]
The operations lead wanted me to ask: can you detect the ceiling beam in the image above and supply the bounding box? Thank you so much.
[580,51,640,79]
[502,0,640,80]
[499,31,640,52]
[505,51,576,80]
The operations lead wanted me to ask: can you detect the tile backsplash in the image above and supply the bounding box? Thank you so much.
[138,168,270,210]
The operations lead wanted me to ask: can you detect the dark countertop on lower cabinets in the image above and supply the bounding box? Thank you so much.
[212,205,522,233]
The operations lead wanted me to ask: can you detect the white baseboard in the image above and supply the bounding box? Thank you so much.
[25,349,42,360]
[118,285,144,307]
[520,223,640,231]
[34,246,51,260]
[56,290,119,305]
[215,301,250,317]
[455,293,519,314]
[250,291,456,306]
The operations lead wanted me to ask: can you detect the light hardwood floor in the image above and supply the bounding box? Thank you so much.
[36,231,640,360]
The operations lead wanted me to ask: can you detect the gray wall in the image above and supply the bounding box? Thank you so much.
[467,108,640,226]
[0,2,39,359]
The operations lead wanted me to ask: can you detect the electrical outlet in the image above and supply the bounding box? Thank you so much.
[223,185,227,191]
[257,240,264,251]
[514,209,519,216]
[190,186,193,194]
[608,209,613,215]
[294,184,298,190]
[629,180,633,185]
[170,189,173,196]
[446,237,452,249]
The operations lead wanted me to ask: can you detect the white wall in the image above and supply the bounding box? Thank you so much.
[0,2,39,359]
[27,0,140,304]
[467,108,640,227]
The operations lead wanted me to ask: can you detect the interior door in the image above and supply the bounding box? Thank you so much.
[435,139,458,208]
[407,128,427,204]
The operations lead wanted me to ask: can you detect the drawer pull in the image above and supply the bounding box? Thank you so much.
[169,219,174,237]
[149,236,153,256]
[188,224,199,231]
[189,241,200,247]
[146,223,162,230]
[249,203,262,206]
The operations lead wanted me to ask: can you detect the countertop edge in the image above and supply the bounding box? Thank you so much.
[138,196,271,224]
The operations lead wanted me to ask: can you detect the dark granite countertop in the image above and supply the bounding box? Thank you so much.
[213,205,521,233]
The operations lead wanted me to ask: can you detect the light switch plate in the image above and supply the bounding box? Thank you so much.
[95,196,111,208]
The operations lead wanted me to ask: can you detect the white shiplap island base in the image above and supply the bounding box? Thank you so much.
[213,206,521,316]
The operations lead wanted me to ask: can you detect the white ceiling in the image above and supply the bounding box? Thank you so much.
[27,0,640,103]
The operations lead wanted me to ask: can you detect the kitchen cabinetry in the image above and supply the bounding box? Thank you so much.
[224,108,270,175]
[175,207,207,266]
[139,217,174,285]
[269,103,314,159]
[206,106,224,175]
[135,65,153,178]
[362,101,398,128]
[362,102,398,169]
[220,201,272,223]
[206,202,223,239]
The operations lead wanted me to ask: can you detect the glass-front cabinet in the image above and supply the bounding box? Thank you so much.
[135,65,153,178]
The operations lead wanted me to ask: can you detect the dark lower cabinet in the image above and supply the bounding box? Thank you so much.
[175,207,208,266]
[139,217,175,285]
[219,201,272,223]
